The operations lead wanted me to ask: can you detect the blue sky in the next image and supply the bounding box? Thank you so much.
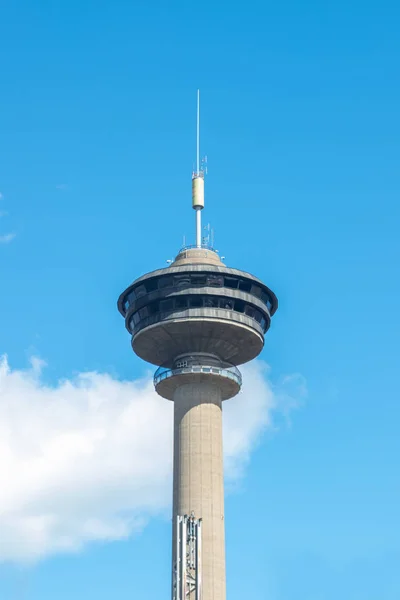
[0,1,399,598]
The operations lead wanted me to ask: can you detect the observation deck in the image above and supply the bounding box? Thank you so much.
[117,246,278,371]
[154,361,242,401]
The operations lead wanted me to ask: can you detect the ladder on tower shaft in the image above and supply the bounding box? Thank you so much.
[173,514,202,600]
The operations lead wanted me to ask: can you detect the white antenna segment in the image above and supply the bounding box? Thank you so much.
[192,89,205,248]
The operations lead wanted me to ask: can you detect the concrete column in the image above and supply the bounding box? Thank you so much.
[172,381,225,600]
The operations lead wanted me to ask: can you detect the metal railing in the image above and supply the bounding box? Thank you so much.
[178,243,217,253]
[154,364,242,388]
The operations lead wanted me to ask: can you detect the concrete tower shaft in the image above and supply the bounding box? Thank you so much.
[173,382,225,600]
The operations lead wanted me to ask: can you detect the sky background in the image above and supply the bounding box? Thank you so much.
[0,1,399,599]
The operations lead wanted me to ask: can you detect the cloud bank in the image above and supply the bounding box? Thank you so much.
[0,356,305,563]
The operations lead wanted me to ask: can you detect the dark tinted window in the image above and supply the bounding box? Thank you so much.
[207,275,224,287]
[175,297,188,309]
[159,276,173,289]
[254,309,262,323]
[148,301,159,315]
[245,305,255,318]
[191,274,207,286]
[261,291,273,311]
[160,299,174,311]
[220,298,234,310]
[204,297,218,308]
[190,296,203,308]
[239,279,251,292]
[146,279,158,293]
[127,290,136,304]
[139,307,148,319]
[225,277,238,289]
[174,275,191,287]
[251,284,262,298]
[234,299,245,313]
[135,284,146,298]
[133,312,140,325]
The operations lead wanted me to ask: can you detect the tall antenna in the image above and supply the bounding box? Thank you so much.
[192,89,205,248]
[196,89,200,175]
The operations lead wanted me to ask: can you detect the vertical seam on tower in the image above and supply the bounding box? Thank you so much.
[210,388,214,600]
[189,388,192,516]
[200,385,203,532]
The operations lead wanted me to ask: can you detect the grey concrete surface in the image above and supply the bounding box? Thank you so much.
[172,382,226,600]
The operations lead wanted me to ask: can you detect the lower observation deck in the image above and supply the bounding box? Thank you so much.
[154,363,242,401]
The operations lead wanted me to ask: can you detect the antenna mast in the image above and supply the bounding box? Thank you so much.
[192,89,205,248]
[197,89,200,175]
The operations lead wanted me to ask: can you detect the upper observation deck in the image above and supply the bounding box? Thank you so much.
[117,247,278,368]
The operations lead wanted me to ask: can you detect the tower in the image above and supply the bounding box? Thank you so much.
[117,92,278,600]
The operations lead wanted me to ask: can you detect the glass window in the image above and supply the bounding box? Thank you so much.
[251,284,262,298]
[175,297,188,309]
[133,312,140,325]
[261,291,272,311]
[160,299,174,312]
[239,279,251,292]
[147,301,159,315]
[146,279,158,293]
[135,284,147,298]
[253,309,262,323]
[225,277,238,289]
[260,317,266,330]
[191,274,207,286]
[139,307,149,319]
[127,290,136,304]
[234,300,245,313]
[204,297,218,308]
[190,296,203,308]
[176,359,188,368]
[159,276,173,289]
[245,305,255,318]
[124,300,130,311]
[174,275,191,288]
[207,275,224,287]
[220,298,234,310]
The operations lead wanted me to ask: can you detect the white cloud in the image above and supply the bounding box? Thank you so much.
[0,195,15,243]
[0,356,304,563]
[0,233,16,244]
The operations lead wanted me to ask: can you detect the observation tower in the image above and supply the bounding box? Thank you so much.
[117,92,278,600]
